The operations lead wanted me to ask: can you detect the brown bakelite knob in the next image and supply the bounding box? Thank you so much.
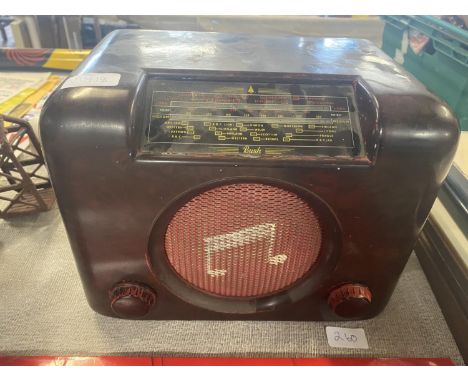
[328,283,372,318]
[110,282,156,318]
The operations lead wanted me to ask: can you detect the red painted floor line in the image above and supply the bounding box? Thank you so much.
[0,356,454,366]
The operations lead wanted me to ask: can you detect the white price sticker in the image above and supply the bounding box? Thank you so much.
[61,73,121,89]
[326,326,369,349]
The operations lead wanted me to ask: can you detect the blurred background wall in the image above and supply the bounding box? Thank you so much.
[0,15,386,49]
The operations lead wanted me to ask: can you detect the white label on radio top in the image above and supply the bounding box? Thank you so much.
[326,326,369,349]
[61,73,121,89]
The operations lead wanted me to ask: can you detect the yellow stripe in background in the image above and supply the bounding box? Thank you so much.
[8,75,64,119]
[0,88,37,115]
[1,74,64,128]
[43,49,91,71]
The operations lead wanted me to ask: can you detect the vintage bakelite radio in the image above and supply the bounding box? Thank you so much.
[40,30,459,320]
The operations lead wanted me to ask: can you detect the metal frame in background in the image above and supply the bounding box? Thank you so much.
[0,114,54,218]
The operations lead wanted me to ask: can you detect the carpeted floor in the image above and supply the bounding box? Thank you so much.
[0,207,463,364]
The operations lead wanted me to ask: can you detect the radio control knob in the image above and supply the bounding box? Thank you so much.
[109,282,156,318]
[328,283,372,318]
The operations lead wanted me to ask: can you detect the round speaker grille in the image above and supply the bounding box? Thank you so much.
[164,183,323,298]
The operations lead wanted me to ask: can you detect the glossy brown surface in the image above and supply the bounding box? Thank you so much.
[40,30,459,320]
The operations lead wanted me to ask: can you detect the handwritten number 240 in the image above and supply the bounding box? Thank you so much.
[334,331,358,343]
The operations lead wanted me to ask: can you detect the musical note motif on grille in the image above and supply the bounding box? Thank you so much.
[203,223,287,277]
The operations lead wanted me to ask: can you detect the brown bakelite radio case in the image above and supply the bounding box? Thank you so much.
[40,30,459,320]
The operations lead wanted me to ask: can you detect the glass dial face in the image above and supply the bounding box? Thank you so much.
[143,78,362,159]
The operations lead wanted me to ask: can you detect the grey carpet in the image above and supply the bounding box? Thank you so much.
[0,207,463,364]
